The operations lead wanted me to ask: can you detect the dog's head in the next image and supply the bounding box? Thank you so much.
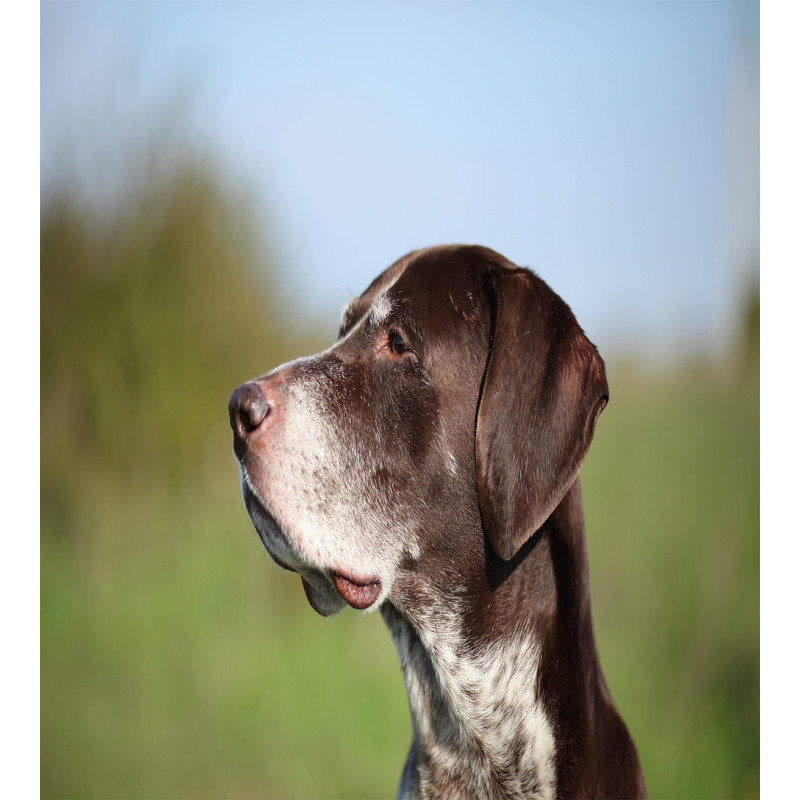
[229,245,608,616]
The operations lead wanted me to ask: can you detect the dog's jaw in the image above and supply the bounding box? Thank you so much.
[241,465,390,616]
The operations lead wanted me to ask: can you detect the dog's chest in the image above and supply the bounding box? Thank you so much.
[389,609,557,800]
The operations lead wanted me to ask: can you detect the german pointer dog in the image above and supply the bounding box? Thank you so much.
[228,245,646,799]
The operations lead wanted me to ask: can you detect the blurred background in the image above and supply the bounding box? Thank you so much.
[40,1,759,798]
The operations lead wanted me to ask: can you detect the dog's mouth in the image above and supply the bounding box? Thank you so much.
[296,570,381,615]
[241,478,382,613]
[295,567,382,612]
[330,573,382,610]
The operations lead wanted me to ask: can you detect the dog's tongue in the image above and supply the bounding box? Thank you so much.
[332,573,381,610]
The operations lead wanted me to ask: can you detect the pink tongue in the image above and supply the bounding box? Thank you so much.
[332,574,381,609]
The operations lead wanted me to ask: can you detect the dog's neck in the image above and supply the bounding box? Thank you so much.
[381,480,602,800]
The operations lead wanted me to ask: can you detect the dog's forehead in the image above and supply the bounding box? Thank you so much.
[340,245,501,337]
[339,254,410,335]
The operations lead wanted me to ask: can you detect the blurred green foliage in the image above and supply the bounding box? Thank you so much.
[582,365,759,799]
[41,158,299,512]
[41,153,759,799]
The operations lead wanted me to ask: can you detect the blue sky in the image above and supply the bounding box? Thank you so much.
[40,0,759,363]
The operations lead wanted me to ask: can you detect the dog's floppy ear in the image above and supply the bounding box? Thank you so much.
[476,265,609,561]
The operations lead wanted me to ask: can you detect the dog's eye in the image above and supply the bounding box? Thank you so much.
[389,332,407,356]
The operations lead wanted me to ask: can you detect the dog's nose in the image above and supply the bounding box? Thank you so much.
[229,383,271,453]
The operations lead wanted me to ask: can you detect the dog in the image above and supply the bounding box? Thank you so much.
[228,245,646,799]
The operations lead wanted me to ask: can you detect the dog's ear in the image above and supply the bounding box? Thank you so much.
[475,266,609,560]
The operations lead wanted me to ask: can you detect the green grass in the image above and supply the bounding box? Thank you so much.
[41,366,758,799]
